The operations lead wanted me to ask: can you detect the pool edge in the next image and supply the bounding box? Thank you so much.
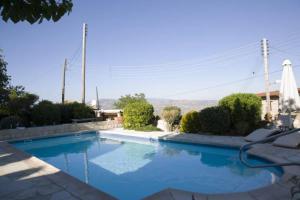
[2,129,299,200]
[0,140,117,200]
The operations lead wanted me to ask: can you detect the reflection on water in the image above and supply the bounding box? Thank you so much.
[12,132,282,200]
[90,142,156,175]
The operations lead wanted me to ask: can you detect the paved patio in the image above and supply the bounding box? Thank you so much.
[0,128,300,200]
[0,141,116,200]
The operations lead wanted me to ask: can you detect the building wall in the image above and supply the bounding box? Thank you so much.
[261,99,279,119]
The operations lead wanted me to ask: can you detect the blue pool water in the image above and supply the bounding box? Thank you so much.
[11,132,282,200]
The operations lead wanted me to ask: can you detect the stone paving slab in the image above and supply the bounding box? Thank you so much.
[0,141,116,200]
[103,129,300,200]
[1,129,300,200]
[152,133,300,200]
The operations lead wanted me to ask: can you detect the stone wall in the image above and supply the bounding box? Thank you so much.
[261,99,279,120]
[0,120,121,141]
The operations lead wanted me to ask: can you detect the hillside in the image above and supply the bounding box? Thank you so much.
[95,98,217,115]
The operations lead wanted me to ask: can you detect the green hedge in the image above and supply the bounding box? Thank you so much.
[199,106,231,134]
[180,111,201,133]
[60,102,95,123]
[32,101,95,126]
[123,101,154,129]
[0,116,23,129]
[31,100,61,126]
[219,93,262,135]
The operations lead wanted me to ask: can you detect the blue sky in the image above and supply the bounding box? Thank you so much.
[1,0,300,102]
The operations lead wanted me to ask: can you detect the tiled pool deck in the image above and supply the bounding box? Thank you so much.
[1,128,300,200]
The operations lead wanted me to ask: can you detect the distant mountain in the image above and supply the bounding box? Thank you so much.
[95,98,217,115]
[148,98,217,115]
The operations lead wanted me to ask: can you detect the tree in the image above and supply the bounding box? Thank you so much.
[0,0,73,24]
[114,93,147,109]
[6,87,39,126]
[0,51,10,106]
[123,101,154,129]
[0,52,40,125]
[219,93,262,135]
[198,106,231,134]
[60,102,95,123]
[31,100,61,126]
[0,116,23,129]
[180,111,201,133]
[71,102,95,119]
[161,106,181,131]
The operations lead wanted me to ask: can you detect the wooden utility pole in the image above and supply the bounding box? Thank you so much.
[261,38,271,114]
[62,58,67,104]
[96,86,100,110]
[81,23,88,104]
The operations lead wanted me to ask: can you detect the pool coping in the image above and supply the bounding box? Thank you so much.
[0,140,117,200]
[100,129,300,200]
[1,129,300,200]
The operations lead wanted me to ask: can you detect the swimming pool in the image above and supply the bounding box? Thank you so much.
[11,131,282,200]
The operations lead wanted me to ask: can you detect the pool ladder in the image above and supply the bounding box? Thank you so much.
[239,128,300,200]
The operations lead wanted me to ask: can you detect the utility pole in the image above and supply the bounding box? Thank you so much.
[261,38,271,115]
[96,86,100,110]
[62,58,67,104]
[81,23,88,104]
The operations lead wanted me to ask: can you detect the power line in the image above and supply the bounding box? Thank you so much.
[111,50,259,78]
[110,34,300,73]
[111,41,259,69]
[269,45,300,57]
[164,66,300,98]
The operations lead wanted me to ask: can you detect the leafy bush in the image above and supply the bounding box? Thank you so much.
[114,93,147,109]
[5,89,39,126]
[0,116,23,129]
[123,101,154,129]
[199,106,231,134]
[134,125,161,132]
[219,93,262,135]
[31,100,61,126]
[180,111,201,133]
[161,106,181,131]
[59,103,74,123]
[71,102,94,119]
[60,102,95,123]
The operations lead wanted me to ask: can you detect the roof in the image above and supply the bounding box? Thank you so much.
[94,109,122,113]
[257,88,300,98]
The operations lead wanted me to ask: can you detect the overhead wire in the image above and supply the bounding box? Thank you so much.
[111,43,260,78]
[269,45,300,58]
[112,56,258,79]
[164,66,300,98]
[111,41,259,69]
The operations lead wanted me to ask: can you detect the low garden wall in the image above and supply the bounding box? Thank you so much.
[0,120,121,141]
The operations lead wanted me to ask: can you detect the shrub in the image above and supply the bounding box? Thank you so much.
[161,106,181,131]
[180,111,201,133]
[70,102,94,119]
[59,103,73,123]
[123,101,154,129]
[31,100,61,126]
[219,93,262,135]
[0,116,23,129]
[199,106,231,134]
[114,93,146,109]
[134,125,161,132]
[60,102,95,123]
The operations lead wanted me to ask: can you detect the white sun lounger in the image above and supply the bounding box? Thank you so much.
[273,131,300,148]
[244,128,280,142]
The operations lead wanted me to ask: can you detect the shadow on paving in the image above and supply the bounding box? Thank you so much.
[0,142,117,200]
